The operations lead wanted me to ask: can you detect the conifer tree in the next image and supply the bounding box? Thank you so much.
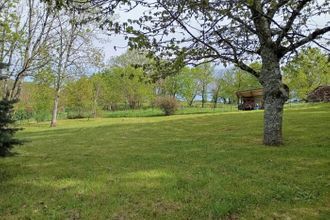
[0,98,22,157]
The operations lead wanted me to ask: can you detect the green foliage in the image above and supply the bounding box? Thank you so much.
[177,67,200,106]
[110,49,150,68]
[0,98,21,156]
[32,88,53,122]
[64,76,93,118]
[13,108,33,121]
[29,70,54,122]
[283,48,330,100]
[155,96,179,115]
[159,64,213,107]
[195,63,214,107]
[0,0,21,51]
[160,74,181,97]
[101,66,155,109]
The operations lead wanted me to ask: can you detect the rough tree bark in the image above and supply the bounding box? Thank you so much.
[259,48,289,145]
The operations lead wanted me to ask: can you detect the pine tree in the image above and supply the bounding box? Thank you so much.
[0,98,22,157]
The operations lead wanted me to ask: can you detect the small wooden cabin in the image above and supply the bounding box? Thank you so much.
[236,88,264,110]
[307,85,330,102]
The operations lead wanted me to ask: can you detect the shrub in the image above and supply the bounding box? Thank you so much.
[14,108,33,121]
[34,110,50,122]
[155,96,179,116]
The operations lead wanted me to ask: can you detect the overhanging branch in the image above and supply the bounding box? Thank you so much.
[280,26,330,57]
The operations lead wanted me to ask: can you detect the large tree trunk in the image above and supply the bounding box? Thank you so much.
[260,50,289,146]
[50,91,59,127]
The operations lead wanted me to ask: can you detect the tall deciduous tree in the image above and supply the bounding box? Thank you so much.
[102,66,155,109]
[178,67,200,107]
[196,63,214,108]
[49,10,102,127]
[211,74,223,108]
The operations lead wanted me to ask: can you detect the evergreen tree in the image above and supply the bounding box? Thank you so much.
[0,99,22,157]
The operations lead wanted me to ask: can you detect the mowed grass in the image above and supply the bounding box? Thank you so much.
[0,104,329,219]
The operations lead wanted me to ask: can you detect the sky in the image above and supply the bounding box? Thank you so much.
[98,1,330,64]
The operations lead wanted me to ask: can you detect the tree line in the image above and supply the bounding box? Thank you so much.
[13,48,330,124]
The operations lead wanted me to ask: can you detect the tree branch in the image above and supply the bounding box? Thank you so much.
[276,0,313,46]
[280,26,330,57]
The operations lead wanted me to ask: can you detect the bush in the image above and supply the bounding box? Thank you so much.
[155,96,179,116]
[66,111,91,119]
[34,110,50,122]
[14,108,33,121]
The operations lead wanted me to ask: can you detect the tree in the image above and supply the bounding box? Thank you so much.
[283,47,330,100]
[195,63,214,108]
[49,9,102,127]
[64,76,93,118]
[90,74,107,117]
[30,69,54,122]
[0,98,21,156]
[211,74,222,108]
[0,0,55,100]
[162,75,181,98]
[177,67,200,107]
[0,62,22,156]
[47,1,330,145]
[102,66,155,109]
[102,50,156,109]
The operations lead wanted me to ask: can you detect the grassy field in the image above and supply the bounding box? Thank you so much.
[0,103,329,219]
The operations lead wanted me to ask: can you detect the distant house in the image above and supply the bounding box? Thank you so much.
[307,85,330,102]
[236,88,264,110]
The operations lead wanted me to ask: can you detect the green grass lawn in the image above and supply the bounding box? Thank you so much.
[1,103,329,219]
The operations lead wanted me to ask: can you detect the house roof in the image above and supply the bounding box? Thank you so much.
[236,88,264,97]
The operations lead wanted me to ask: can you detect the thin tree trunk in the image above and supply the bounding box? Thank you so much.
[92,85,99,118]
[92,98,97,118]
[260,50,289,146]
[188,98,194,107]
[213,86,220,108]
[187,94,196,107]
[201,85,206,108]
[50,89,59,127]
[213,98,218,108]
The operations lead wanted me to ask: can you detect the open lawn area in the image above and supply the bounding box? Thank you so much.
[1,103,329,219]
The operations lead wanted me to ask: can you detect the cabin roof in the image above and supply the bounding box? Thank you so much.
[309,85,330,93]
[236,88,264,97]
